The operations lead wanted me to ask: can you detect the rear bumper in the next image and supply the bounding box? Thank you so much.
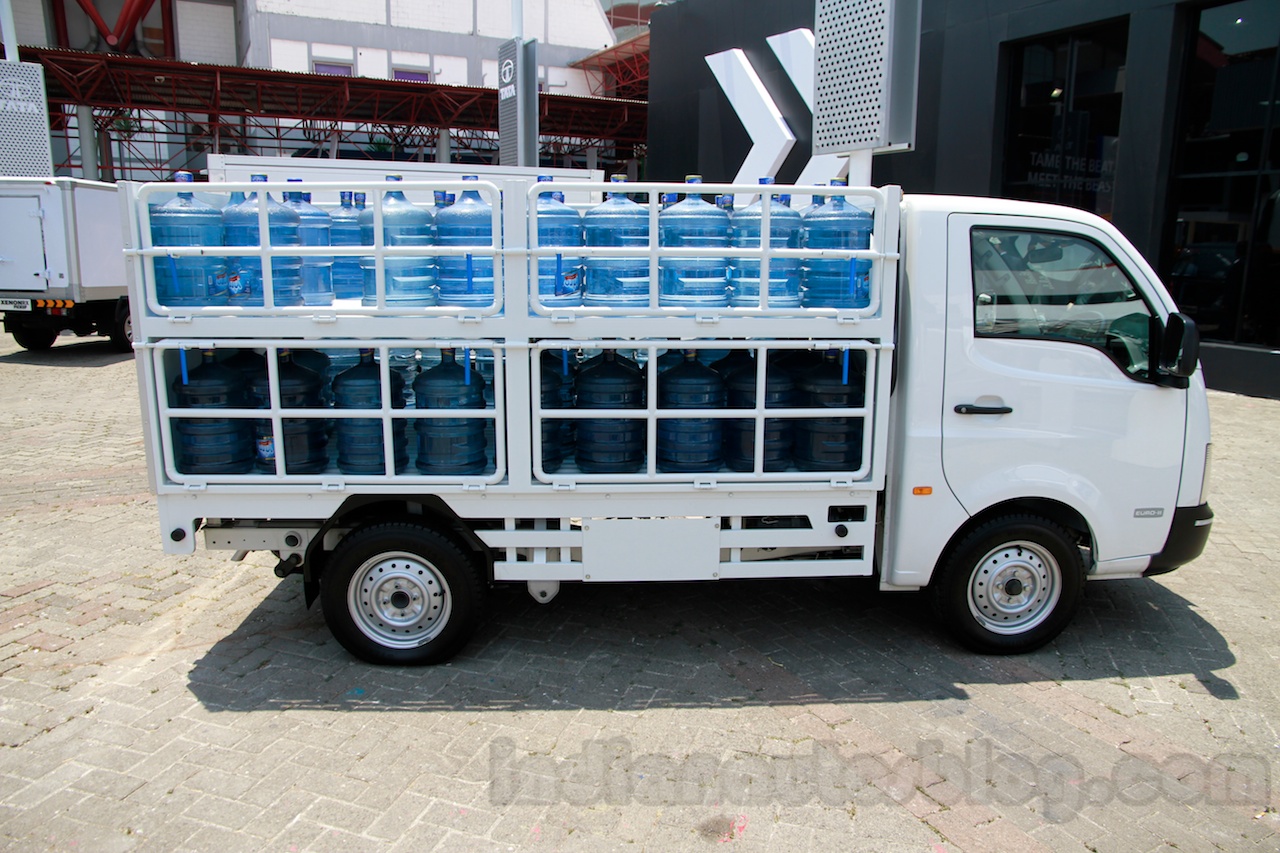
[1145,503,1213,576]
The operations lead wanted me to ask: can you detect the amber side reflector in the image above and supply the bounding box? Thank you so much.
[912,486,933,496]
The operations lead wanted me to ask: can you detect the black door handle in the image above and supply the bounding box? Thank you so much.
[954,404,1013,415]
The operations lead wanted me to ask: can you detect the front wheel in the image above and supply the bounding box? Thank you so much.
[930,514,1084,654]
[320,523,486,665]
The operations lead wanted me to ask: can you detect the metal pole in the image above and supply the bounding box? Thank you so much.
[1,0,20,62]
[512,0,522,38]
[77,104,100,180]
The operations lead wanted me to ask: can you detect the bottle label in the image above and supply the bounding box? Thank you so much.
[227,274,243,296]
[256,436,275,461]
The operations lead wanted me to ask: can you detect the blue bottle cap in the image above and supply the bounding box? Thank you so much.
[174,170,194,183]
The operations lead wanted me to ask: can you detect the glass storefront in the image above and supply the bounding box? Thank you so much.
[1168,0,1280,346]
[1002,20,1129,218]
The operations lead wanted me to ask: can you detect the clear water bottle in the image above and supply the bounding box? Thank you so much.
[329,191,364,300]
[151,171,228,306]
[574,350,645,473]
[247,348,328,474]
[332,348,409,474]
[221,174,303,307]
[710,348,754,379]
[793,350,865,471]
[359,175,437,307]
[723,355,795,472]
[658,176,730,308]
[797,188,826,219]
[435,175,495,308]
[170,349,253,474]
[539,365,565,474]
[412,348,488,475]
[729,177,803,308]
[282,179,334,306]
[802,180,873,309]
[535,176,583,307]
[656,350,725,472]
[583,175,651,308]
[542,348,577,457]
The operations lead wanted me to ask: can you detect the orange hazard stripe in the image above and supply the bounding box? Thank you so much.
[34,300,75,308]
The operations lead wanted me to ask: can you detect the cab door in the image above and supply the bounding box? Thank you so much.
[941,214,1186,564]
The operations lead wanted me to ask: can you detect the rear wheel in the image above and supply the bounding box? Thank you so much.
[11,324,57,351]
[931,514,1084,654]
[320,522,485,665]
[108,305,133,353]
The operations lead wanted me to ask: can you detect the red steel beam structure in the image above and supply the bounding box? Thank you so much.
[24,47,647,146]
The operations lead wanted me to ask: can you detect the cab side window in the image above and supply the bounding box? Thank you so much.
[970,227,1155,378]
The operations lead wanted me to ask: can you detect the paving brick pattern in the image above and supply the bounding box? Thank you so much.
[0,330,1277,851]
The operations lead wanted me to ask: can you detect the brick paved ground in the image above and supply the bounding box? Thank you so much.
[0,329,1277,852]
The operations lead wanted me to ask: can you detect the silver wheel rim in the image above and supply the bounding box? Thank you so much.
[967,539,1061,635]
[348,551,452,649]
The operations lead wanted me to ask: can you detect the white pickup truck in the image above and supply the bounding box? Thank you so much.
[121,176,1212,665]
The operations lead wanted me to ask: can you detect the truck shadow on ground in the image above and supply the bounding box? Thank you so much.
[0,337,133,368]
[186,574,1237,713]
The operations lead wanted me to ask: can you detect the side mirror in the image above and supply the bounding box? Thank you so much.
[1158,312,1200,385]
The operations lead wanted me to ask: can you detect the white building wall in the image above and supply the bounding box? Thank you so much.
[269,38,310,73]
[357,47,389,79]
[391,0,471,34]
[14,0,49,46]
[255,0,386,25]
[177,1,237,65]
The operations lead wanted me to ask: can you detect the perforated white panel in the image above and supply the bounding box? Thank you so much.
[814,0,889,153]
[0,62,53,177]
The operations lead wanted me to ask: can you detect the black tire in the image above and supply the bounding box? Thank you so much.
[108,306,133,354]
[930,514,1084,654]
[320,522,486,665]
[11,325,57,351]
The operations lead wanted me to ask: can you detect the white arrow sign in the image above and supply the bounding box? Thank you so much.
[767,28,863,203]
[704,47,795,207]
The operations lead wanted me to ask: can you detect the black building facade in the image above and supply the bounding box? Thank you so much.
[649,0,1280,397]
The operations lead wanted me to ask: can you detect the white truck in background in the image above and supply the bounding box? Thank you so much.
[121,175,1213,665]
[0,178,132,352]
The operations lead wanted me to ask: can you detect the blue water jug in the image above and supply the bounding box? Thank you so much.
[535,176,583,307]
[151,171,228,306]
[221,174,303,307]
[793,350,865,471]
[330,191,364,300]
[656,351,725,472]
[709,349,754,379]
[583,175,651,308]
[730,178,803,308]
[413,349,488,475]
[542,348,577,458]
[802,180,873,309]
[575,350,645,473]
[539,364,566,474]
[659,176,730,308]
[435,175,495,308]
[171,349,253,474]
[723,355,796,472]
[332,348,409,474]
[282,180,334,306]
[359,175,437,307]
[247,348,328,474]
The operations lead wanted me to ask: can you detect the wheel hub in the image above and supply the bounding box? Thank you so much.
[967,541,1062,635]
[348,552,451,649]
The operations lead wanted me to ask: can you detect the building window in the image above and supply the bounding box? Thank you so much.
[313,61,353,77]
[393,69,432,83]
[1001,19,1129,219]
[1167,0,1280,347]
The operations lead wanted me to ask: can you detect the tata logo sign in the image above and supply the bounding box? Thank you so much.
[498,58,516,101]
[0,80,42,115]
